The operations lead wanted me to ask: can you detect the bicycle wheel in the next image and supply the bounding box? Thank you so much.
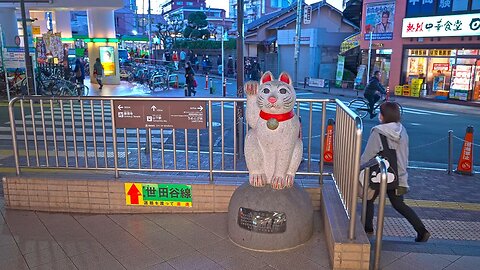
[79,85,89,96]
[348,98,369,119]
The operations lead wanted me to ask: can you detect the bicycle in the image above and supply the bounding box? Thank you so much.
[348,96,403,119]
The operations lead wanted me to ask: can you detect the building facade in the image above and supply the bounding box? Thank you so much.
[245,2,357,81]
[360,0,480,102]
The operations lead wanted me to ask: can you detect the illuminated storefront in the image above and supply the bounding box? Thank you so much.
[360,0,480,102]
[401,12,480,101]
[402,48,480,101]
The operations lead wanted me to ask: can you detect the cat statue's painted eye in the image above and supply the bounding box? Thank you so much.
[279,88,287,94]
[263,89,270,94]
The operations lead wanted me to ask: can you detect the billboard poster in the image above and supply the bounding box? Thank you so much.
[99,46,115,76]
[364,1,395,40]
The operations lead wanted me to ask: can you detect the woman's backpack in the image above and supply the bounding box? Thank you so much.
[368,134,399,190]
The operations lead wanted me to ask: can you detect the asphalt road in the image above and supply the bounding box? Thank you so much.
[0,84,478,171]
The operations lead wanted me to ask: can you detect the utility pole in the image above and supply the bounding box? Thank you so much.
[221,25,225,92]
[20,0,34,94]
[236,0,244,159]
[293,0,303,87]
[366,29,373,84]
[148,0,152,60]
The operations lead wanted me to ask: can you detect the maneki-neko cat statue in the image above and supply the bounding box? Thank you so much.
[244,71,303,190]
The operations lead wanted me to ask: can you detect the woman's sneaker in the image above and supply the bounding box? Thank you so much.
[415,231,431,242]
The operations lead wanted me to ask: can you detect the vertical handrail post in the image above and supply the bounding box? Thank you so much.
[110,100,119,178]
[8,98,21,175]
[348,116,363,240]
[373,157,388,270]
[448,130,453,174]
[208,100,213,182]
[361,167,371,227]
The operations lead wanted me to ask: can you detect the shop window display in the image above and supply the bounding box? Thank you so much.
[403,48,479,101]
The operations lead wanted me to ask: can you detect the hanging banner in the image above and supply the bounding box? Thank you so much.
[364,1,396,40]
[355,65,366,85]
[335,55,345,87]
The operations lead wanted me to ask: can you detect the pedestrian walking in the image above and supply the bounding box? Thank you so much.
[193,54,199,72]
[93,58,104,90]
[172,51,179,70]
[364,71,386,119]
[180,49,187,68]
[361,102,430,242]
[185,61,196,96]
[227,55,234,77]
[73,58,85,86]
[250,59,261,81]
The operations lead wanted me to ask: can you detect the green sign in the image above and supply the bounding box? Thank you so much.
[335,55,345,87]
[142,183,192,207]
[125,183,192,207]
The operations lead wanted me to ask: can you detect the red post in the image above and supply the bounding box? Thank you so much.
[205,74,209,90]
[223,78,227,97]
[174,75,178,88]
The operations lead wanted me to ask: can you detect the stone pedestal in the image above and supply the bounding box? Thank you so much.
[228,182,314,251]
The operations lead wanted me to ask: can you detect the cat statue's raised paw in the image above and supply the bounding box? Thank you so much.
[244,71,303,190]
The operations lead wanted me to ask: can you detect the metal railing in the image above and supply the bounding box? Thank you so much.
[332,100,363,240]
[360,157,389,270]
[8,96,342,183]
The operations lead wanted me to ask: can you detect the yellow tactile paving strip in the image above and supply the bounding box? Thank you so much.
[380,217,480,241]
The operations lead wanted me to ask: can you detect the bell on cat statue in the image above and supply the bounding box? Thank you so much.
[244,71,303,190]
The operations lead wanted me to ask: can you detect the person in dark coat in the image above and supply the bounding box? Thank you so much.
[364,71,386,119]
[73,58,85,85]
[227,55,234,77]
[185,61,196,96]
[250,59,261,81]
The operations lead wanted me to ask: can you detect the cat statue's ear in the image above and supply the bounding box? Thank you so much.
[261,71,274,84]
[278,72,292,85]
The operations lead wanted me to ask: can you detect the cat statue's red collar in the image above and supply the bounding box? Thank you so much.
[259,110,294,130]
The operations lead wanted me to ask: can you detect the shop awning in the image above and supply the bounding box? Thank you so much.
[340,32,360,54]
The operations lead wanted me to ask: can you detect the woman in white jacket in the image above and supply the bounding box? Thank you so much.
[360,102,430,242]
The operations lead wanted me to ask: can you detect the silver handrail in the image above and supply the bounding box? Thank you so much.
[8,96,337,181]
[360,156,388,270]
[333,99,363,240]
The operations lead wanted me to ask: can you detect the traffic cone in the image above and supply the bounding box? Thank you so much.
[323,119,334,163]
[455,126,474,176]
